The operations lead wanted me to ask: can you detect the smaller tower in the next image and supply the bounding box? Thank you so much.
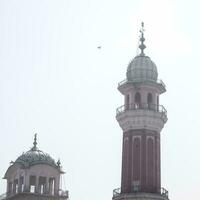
[2,134,69,200]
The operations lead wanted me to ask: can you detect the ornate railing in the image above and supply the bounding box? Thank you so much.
[118,79,166,88]
[113,188,121,197]
[160,187,168,197]
[0,189,69,199]
[113,186,168,198]
[0,193,6,200]
[116,103,167,116]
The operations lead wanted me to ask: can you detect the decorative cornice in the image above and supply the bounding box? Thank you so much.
[116,109,167,133]
[113,192,169,200]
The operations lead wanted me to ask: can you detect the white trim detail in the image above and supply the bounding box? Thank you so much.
[131,136,142,187]
[116,109,167,132]
[146,136,155,186]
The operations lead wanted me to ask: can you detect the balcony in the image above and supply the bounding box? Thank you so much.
[118,78,166,88]
[0,190,69,200]
[116,103,167,132]
[116,103,167,117]
[113,186,168,199]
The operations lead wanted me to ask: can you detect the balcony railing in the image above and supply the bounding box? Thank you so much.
[116,103,167,116]
[118,79,166,88]
[113,186,168,198]
[0,189,69,200]
[0,194,6,200]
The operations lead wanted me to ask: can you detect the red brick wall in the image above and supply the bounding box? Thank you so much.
[121,129,161,194]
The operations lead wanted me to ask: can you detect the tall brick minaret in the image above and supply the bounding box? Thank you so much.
[113,23,169,200]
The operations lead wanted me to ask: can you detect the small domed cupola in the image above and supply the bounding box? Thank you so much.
[126,22,158,82]
[15,134,60,169]
[3,134,68,199]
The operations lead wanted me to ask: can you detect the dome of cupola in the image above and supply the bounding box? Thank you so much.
[126,22,158,83]
[14,134,60,170]
[126,55,158,82]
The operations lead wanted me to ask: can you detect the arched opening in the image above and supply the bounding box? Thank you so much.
[147,93,153,109]
[13,179,18,194]
[29,176,36,193]
[19,176,24,193]
[8,182,13,195]
[125,94,130,110]
[157,95,159,111]
[49,178,55,195]
[135,92,141,109]
[39,176,47,194]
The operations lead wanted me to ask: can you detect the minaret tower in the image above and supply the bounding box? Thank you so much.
[113,23,169,200]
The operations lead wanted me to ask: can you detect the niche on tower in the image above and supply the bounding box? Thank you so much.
[134,92,141,108]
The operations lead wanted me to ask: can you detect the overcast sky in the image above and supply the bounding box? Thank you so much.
[0,1,200,200]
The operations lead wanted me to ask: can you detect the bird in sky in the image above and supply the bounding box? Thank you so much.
[97,46,101,49]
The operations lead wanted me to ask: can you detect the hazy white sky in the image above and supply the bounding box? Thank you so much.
[0,1,200,200]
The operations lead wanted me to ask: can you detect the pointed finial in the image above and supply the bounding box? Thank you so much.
[57,159,61,167]
[139,22,146,55]
[32,133,37,150]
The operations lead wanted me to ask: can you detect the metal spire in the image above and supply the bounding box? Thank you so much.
[139,22,146,55]
[32,133,37,150]
[57,159,61,167]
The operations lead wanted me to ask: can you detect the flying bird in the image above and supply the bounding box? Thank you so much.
[97,46,101,49]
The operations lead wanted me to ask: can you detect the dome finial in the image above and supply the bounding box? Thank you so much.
[32,133,37,151]
[57,158,61,168]
[139,22,146,55]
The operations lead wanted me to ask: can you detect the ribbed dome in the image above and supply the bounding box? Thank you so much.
[14,134,59,169]
[126,55,158,82]
[15,148,58,168]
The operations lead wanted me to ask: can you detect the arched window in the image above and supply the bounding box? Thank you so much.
[39,176,46,194]
[147,93,153,109]
[135,92,141,109]
[13,179,18,194]
[125,94,130,110]
[157,95,159,112]
[8,182,13,195]
[19,176,24,193]
[49,178,55,195]
[29,176,36,193]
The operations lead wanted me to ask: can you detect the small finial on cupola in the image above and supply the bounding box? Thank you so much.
[139,22,146,55]
[57,159,61,167]
[32,133,38,151]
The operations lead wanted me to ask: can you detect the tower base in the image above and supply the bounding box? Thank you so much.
[2,192,68,200]
[113,193,169,200]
